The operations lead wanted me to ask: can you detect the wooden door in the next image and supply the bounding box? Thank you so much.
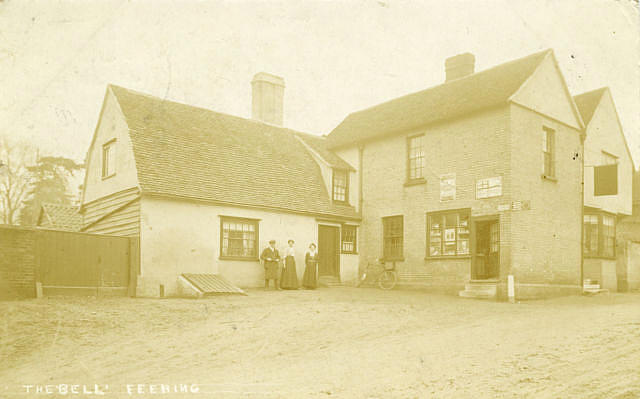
[473,220,499,280]
[318,225,340,277]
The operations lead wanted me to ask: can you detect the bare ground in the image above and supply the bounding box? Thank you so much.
[1,288,639,398]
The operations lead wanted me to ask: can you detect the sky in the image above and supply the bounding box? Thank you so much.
[1,0,639,168]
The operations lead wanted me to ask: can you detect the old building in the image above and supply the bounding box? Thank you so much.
[78,49,634,300]
[79,75,360,296]
[574,87,634,291]
[617,169,640,291]
[327,49,585,299]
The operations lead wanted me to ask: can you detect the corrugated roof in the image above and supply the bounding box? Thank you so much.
[40,203,83,231]
[573,87,607,127]
[327,49,551,149]
[109,85,358,220]
[182,273,246,295]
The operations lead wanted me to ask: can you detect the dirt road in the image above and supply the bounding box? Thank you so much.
[1,288,639,398]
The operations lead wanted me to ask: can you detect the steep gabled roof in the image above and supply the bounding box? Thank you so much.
[327,49,552,149]
[108,85,358,220]
[38,203,83,231]
[295,132,354,170]
[575,87,635,170]
[573,87,608,126]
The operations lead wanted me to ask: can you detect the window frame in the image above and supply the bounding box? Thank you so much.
[101,139,116,179]
[382,215,404,261]
[219,216,260,261]
[426,209,471,258]
[542,127,555,179]
[583,209,616,259]
[341,224,357,254]
[332,168,349,204]
[406,134,426,183]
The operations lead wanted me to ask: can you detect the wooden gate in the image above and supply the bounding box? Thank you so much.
[37,230,134,296]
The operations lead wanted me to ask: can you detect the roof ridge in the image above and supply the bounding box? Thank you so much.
[42,202,77,208]
[346,49,551,117]
[108,83,317,137]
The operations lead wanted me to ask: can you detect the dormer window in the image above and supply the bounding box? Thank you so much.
[332,169,348,203]
[102,140,116,178]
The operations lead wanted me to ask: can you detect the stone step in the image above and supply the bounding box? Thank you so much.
[318,276,342,287]
[459,290,495,299]
[459,281,498,299]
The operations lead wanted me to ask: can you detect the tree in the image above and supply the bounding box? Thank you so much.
[0,136,36,225]
[19,155,84,226]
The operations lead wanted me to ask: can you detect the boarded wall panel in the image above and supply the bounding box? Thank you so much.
[37,230,130,289]
[82,189,140,237]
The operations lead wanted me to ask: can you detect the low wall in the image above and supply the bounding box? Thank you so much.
[0,226,37,299]
[0,225,135,299]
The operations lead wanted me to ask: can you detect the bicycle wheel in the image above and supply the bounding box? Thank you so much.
[355,272,366,288]
[378,271,397,290]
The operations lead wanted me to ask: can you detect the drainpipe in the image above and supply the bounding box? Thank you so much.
[580,132,586,292]
[358,143,364,214]
[358,143,364,269]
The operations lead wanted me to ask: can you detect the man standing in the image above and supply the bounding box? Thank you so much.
[260,239,281,290]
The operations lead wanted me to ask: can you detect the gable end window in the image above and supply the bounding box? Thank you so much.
[383,215,403,260]
[220,217,259,260]
[341,225,357,254]
[407,134,425,181]
[102,140,116,178]
[332,169,348,203]
[542,127,555,178]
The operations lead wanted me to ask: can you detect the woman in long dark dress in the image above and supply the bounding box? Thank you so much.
[302,243,319,289]
[280,239,299,289]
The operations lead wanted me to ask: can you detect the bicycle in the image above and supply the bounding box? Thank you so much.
[356,259,398,290]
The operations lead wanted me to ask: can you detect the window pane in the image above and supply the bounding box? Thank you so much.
[383,216,403,259]
[408,135,424,180]
[341,225,357,253]
[333,170,347,202]
[428,211,470,257]
[220,218,258,258]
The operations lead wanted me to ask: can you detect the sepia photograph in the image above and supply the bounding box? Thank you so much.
[1,0,639,397]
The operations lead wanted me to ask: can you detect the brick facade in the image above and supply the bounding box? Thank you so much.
[0,226,37,299]
[356,104,583,298]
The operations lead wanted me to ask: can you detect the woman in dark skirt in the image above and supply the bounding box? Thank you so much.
[302,243,319,289]
[280,239,299,289]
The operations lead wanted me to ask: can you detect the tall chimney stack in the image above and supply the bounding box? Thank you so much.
[251,72,285,126]
[445,53,475,82]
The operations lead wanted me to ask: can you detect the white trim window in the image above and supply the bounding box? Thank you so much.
[102,140,116,178]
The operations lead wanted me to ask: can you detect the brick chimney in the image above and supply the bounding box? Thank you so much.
[445,53,475,82]
[251,72,285,126]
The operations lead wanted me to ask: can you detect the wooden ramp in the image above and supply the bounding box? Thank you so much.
[181,274,247,296]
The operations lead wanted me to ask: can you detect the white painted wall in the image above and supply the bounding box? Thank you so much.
[82,87,139,205]
[511,53,582,130]
[583,89,633,216]
[138,196,359,296]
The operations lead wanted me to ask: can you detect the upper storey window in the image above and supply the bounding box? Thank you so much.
[407,134,425,181]
[332,169,348,203]
[102,140,116,178]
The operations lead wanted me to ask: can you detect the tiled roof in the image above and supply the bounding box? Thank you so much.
[40,203,83,231]
[327,49,551,148]
[109,85,358,220]
[573,87,607,126]
[296,133,355,170]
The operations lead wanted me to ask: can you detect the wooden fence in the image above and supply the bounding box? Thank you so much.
[0,225,138,298]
